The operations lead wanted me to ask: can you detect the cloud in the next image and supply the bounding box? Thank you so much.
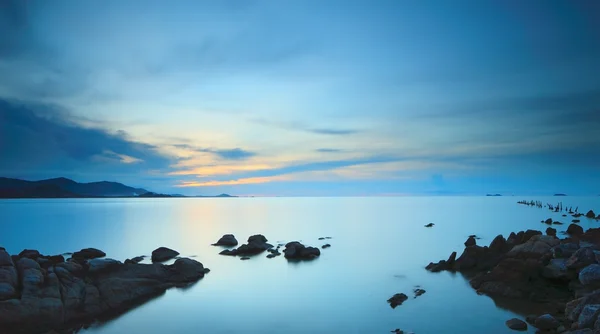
[251,118,360,136]
[316,148,343,153]
[172,144,256,161]
[0,98,172,180]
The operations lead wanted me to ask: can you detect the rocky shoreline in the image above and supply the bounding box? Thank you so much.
[425,209,600,333]
[0,247,208,334]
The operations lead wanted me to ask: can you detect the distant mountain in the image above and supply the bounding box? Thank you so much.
[0,177,148,198]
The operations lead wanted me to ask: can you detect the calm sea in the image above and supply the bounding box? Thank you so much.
[1,197,599,334]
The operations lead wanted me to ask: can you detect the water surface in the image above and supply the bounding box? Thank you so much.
[1,197,599,333]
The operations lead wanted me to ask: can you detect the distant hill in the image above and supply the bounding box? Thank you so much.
[0,177,148,198]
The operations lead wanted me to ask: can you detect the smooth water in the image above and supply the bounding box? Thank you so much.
[1,197,599,334]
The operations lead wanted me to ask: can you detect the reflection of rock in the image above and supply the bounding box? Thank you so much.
[212,234,238,246]
[151,247,180,262]
[0,248,207,334]
[283,242,320,260]
[387,293,408,308]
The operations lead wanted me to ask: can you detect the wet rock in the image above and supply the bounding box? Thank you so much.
[554,221,564,225]
[87,258,122,275]
[465,236,477,247]
[219,235,273,256]
[568,224,584,236]
[506,318,528,331]
[211,234,238,247]
[321,244,331,249]
[424,223,434,228]
[240,257,250,260]
[283,242,320,260]
[579,264,600,287]
[574,219,582,223]
[72,248,106,262]
[566,248,597,270]
[18,249,41,259]
[545,218,554,225]
[266,254,276,258]
[552,243,580,259]
[413,288,426,298]
[542,259,573,281]
[507,235,559,259]
[535,314,560,330]
[587,211,597,219]
[387,293,408,308]
[577,304,600,328]
[151,247,180,262]
[547,227,557,237]
[124,256,144,264]
[318,237,325,240]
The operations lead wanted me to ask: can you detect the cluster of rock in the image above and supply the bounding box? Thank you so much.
[214,234,322,260]
[387,288,426,309]
[426,222,600,332]
[0,246,207,334]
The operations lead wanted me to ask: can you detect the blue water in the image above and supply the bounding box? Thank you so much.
[1,197,599,333]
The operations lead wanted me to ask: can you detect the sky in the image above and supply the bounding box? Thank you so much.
[1,0,599,196]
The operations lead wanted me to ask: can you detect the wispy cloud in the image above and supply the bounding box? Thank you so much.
[316,148,343,153]
[251,118,360,136]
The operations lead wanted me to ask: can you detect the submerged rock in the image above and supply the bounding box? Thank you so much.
[387,293,408,308]
[283,242,320,260]
[505,318,527,331]
[151,247,180,262]
[211,234,238,247]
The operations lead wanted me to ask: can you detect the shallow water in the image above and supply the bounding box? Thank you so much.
[1,197,599,334]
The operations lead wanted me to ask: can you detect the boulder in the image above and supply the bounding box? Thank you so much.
[248,234,268,244]
[507,235,559,259]
[18,249,40,259]
[413,288,426,298]
[552,243,580,259]
[546,227,557,237]
[580,264,600,287]
[173,258,206,281]
[542,258,573,281]
[87,258,123,275]
[535,314,560,330]
[211,234,238,247]
[577,304,600,329]
[587,210,596,218]
[283,242,320,260]
[72,248,106,262]
[151,247,179,262]
[387,293,408,308]
[567,248,597,270]
[568,224,584,236]
[218,235,273,256]
[424,223,434,228]
[505,318,527,331]
[464,236,476,247]
[545,218,553,225]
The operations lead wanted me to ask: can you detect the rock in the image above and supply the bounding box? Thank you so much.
[542,259,574,281]
[18,249,40,259]
[580,265,600,286]
[0,247,207,333]
[219,249,235,256]
[240,256,250,260]
[321,244,331,249]
[87,258,122,275]
[219,235,273,256]
[465,236,476,247]
[211,234,238,247]
[577,304,600,328]
[424,223,434,227]
[266,254,276,258]
[125,256,144,264]
[535,314,560,330]
[318,237,325,240]
[574,219,582,223]
[151,247,180,262]
[248,234,268,244]
[507,235,559,258]
[547,227,557,237]
[506,318,528,331]
[283,242,320,260]
[413,288,426,298]
[553,221,564,225]
[489,235,508,253]
[567,248,597,270]
[553,243,580,259]
[391,329,404,334]
[545,218,554,225]
[587,211,596,218]
[72,248,106,262]
[387,293,408,308]
[568,224,584,236]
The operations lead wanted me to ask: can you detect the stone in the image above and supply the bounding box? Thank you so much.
[587,210,596,218]
[552,243,580,259]
[387,293,408,308]
[283,242,320,260]
[424,223,434,227]
[321,244,331,249]
[506,318,528,331]
[568,224,584,235]
[542,258,573,281]
[173,258,205,281]
[567,248,597,270]
[211,234,238,247]
[545,218,553,225]
[547,227,557,237]
[87,258,122,275]
[535,314,560,330]
[72,248,106,262]
[240,256,250,260]
[580,264,600,286]
[413,288,426,298]
[507,235,559,258]
[465,236,476,247]
[18,249,40,259]
[151,247,179,262]
[577,304,600,328]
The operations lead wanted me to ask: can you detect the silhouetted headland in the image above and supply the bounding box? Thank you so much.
[0,177,235,199]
